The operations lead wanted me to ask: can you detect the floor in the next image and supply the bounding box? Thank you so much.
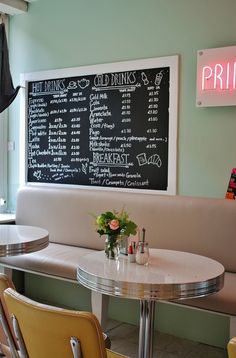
[106,320,228,358]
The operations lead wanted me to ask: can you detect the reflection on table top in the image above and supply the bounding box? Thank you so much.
[77,249,224,300]
[0,225,49,257]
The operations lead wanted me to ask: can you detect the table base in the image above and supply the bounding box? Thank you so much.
[139,300,155,358]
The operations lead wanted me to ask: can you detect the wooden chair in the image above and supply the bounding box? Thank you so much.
[0,274,19,358]
[228,337,236,358]
[4,287,127,358]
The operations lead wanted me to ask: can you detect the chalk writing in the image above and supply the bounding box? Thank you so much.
[27,66,170,190]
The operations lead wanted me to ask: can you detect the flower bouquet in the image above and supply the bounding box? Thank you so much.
[95,209,137,259]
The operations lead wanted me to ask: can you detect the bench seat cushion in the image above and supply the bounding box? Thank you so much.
[176,272,236,316]
[0,243,96,282]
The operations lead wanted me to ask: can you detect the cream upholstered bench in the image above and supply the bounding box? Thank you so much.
[0,185,235,335]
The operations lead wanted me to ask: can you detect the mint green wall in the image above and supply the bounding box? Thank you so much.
[7,0,236,348]
[8,0,236,205]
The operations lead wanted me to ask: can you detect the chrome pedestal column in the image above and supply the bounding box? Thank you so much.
[139,300,155,358]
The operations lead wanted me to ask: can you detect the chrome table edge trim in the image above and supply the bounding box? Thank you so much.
[77,267,224,300]
[0,236,49,257]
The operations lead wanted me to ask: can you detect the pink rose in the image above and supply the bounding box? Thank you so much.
[109,219,120,231]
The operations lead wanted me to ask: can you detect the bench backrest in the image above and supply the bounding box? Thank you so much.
[16,186,236,272]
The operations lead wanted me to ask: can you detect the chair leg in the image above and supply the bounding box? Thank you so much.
[91,291,109,330]
[0,303,19,358]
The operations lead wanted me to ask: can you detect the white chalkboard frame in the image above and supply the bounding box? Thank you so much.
[19,55,179,195]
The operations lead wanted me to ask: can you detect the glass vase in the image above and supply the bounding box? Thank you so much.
[105,235,120,260]
[119,236,128,255]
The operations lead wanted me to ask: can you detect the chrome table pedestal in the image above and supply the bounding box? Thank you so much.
[139,300,155,358]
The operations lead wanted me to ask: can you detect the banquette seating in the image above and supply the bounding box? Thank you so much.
[0,185,235,340]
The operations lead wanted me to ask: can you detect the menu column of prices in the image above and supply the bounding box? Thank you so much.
[27,66,170,190]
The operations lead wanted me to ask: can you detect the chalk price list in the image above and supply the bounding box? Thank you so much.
[27,67,169,190]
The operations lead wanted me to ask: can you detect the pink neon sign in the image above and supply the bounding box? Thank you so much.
[201,61,236,91]
[196,45,236,107]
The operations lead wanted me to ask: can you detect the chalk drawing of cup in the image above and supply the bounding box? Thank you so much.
[136,153,148,166]
[78,78,90,89]
[67,81,77,90]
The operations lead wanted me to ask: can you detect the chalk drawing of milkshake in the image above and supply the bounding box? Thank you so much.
[155,71,164,86]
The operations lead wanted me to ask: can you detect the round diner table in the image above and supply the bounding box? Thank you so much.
[0,225,49,257]
[77,248,224,358]
[0,224,49,358]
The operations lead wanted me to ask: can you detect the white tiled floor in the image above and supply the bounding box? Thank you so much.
[106,320,228,358]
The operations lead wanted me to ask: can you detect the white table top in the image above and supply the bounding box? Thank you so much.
[0,213,15,224]
[77,249,224,300]
[0,225,49,257]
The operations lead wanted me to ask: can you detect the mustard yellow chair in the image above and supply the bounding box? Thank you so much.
[0,274,19,358]
[4,287,127,358]
[228,337,236,358]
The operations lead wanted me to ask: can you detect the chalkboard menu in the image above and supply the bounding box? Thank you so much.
[24,56,178,193]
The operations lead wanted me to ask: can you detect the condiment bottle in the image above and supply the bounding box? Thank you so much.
[128,243,136,263]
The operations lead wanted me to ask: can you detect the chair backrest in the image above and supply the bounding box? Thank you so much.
[228,337,236,358]
[4,287,109,358]
[0,274,18,358]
